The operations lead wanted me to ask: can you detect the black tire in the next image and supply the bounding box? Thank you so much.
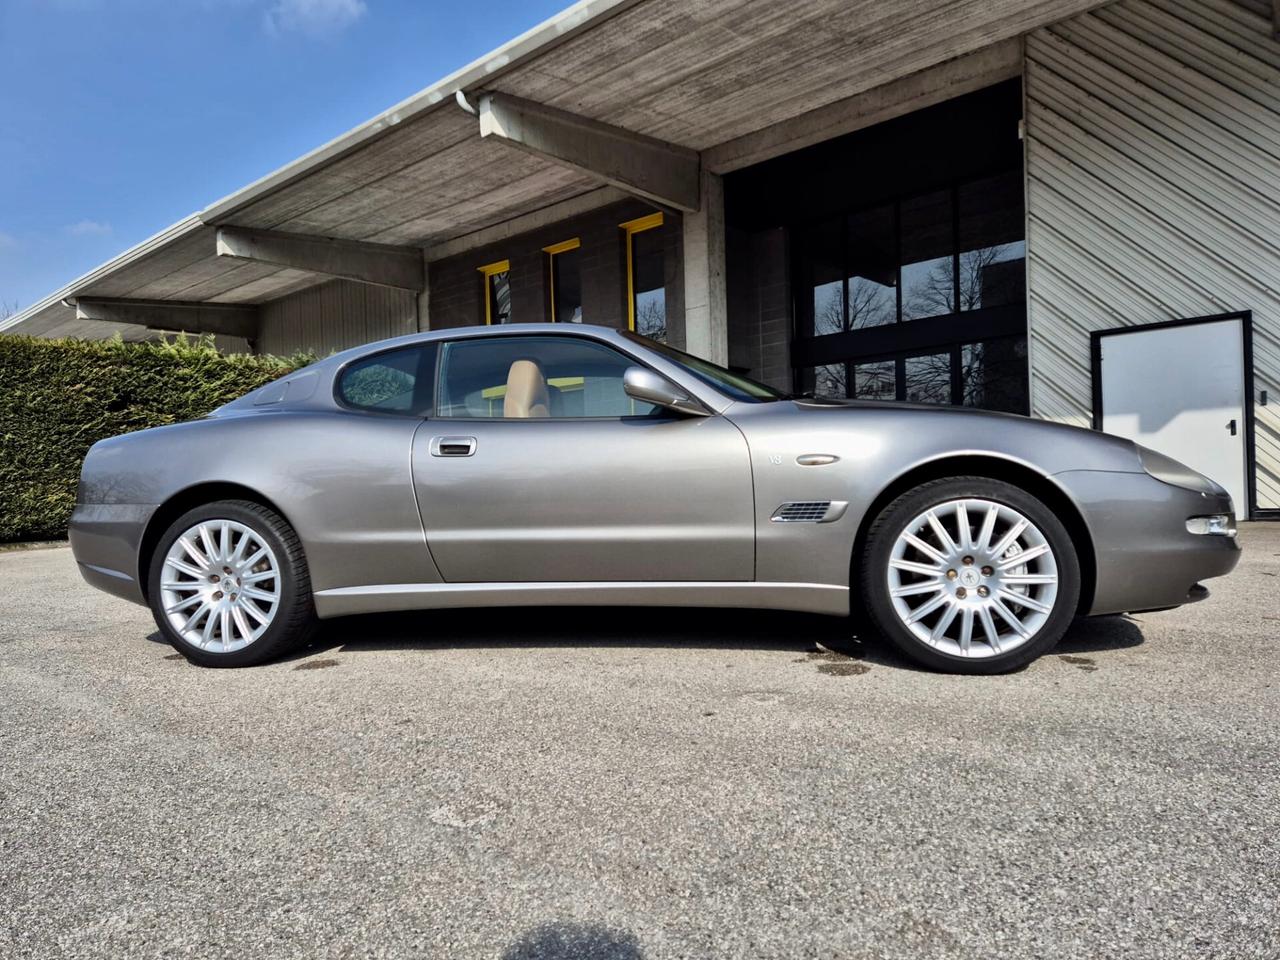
[147,499,317,668]
[859,477,1080,674]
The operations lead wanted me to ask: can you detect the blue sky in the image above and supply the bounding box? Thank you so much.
[0,0,568,313]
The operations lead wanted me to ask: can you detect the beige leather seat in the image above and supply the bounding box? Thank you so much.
[504,359,551,418]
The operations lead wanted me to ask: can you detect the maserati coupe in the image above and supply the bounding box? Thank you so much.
[70,324,1240,672]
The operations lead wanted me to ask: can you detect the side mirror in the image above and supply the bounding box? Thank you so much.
[623,366,709,417]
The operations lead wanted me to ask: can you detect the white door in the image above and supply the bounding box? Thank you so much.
[1099,317,1248,517]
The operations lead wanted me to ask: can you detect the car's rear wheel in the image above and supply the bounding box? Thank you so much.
[147,500,316,667]
[860,477,1080,674]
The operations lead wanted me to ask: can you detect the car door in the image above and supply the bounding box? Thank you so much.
[410,333,754,583]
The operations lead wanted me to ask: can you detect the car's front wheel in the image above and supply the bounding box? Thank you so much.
[860,477,1080,674]
[147,499,316,667]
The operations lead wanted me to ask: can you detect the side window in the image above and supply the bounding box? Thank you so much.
[337,343,437,415]
[437,336,659,419]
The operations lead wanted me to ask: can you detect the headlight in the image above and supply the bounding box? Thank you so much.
[1137,446,1223,496]
[1186,515,1236,536]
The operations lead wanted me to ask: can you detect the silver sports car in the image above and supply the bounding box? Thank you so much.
[71,324,1240,672]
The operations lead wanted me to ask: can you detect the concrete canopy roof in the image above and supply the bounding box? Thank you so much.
[3,0,1109,341]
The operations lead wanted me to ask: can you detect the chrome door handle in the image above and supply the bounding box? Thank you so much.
[430,436,477,457]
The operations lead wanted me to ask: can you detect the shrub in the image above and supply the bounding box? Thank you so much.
[0,334,312,543]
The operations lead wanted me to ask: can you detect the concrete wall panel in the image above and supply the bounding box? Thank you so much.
[257,279,418,357]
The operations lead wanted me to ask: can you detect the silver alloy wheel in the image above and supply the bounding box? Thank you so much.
[159,519,282,653]
[885,497,1059,659]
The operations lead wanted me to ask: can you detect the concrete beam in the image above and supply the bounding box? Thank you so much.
[215,227,425,291]
[74,298,258,340]
[478,92,701,212]
[681,170,728,366]
[424,186,629,263]
[703,39,1024,174]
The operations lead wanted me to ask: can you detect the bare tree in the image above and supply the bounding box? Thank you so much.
[636,298,666,343]
[0,301,17,321]
[904,352,952,405]
[904,243,1021,319]
[811,278,894,397]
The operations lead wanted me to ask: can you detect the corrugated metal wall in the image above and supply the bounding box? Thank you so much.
[1025,0,1280,512]
[256,279,418,357]
[210,334,253,355]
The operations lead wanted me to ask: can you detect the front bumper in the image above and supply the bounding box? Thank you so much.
[68,503,155,606]
[1054,470,1241,616]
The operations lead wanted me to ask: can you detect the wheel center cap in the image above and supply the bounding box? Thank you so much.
[959,568,982,588]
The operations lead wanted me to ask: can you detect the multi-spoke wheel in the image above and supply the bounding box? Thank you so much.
[147,500,316,667]
[861,477,1080,674]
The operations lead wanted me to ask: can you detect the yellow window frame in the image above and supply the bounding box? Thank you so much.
[619,213,664,332]
[477,259,511,325]
[541,238,581,322]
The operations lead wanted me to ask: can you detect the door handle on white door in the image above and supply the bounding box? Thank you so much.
[430,436,477,457]
[1227,419,1238,437]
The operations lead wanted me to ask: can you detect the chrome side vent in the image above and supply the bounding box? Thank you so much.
[770,500,850,524]
[773,501,832,523]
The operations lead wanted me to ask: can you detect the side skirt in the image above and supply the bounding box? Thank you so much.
[312,580,850,619]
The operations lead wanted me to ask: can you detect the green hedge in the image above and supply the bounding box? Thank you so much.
[0,335,311,543]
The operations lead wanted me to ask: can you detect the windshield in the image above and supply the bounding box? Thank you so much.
[623,332,786,403]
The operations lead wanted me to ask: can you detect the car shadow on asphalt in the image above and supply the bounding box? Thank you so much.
[1055,614,1147,656]
[263,605,1146,672]
[311,605,848,656]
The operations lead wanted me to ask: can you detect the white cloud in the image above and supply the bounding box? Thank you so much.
[263,0,367,36]
[66,219,112,237]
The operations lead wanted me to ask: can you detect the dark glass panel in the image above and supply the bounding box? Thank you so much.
[855,360,896,401]
[812,363,851,399]
[904,351,952,404]
[961,337,1028,414]
[797,218,845,337]
[958,173,1025,312]
[900,190,955,321]
[846,205,897,329]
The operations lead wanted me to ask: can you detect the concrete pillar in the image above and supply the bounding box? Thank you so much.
[416,252,430,331]
[681,169,728,365]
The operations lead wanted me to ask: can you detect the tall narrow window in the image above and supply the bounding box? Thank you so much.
[543,238,583,323]
[477,259,511,325]
[621,213,666,341]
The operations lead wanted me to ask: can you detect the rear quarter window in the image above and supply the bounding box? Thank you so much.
[336,343,437,416]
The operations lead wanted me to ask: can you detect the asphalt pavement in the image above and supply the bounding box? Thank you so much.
[1,527,1277,959]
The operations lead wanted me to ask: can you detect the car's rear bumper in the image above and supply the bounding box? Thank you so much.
[1054,470,1241,616]
[68,503,154,606]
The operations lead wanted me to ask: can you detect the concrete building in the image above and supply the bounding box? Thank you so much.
[3,0,1277,518]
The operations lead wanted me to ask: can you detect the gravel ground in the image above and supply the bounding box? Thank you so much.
[1,527,1278,959]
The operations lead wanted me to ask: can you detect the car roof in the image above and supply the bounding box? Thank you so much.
[319,323,632,367]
